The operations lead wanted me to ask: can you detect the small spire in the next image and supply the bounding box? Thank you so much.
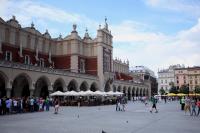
[84,27,89,38]
[99,24,101,29]
[85,27,88,33]
[105,16,107,24]
[31,22,34,28]
[45,29,49,34]
[12,15,16,20]
[104,16,108,30]
[73,24,77,31]
[59,33,62,38]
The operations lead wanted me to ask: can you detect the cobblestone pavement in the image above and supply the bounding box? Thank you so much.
[0,101,200,133]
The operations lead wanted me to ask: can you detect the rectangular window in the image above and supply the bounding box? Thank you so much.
[39,58,44,67]
[165,80,167,83]
[5,51,12,61]
[24,55,30,65]
[80,59,85,73]
[190,80,193,84]
[195,80,198,84]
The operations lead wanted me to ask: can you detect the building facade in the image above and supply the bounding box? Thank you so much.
[0,16,150,99]
[129,66,157,96]
[174,66,200,92]
[157,64,182,94]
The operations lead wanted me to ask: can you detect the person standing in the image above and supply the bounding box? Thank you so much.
[150,96,158,113]
[54,98,60,114]
[196,99,200,116]
[184,97,191,115]
[190,98,196,116]
[180,97,185,111]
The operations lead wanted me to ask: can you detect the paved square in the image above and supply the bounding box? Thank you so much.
[0,101,200,133]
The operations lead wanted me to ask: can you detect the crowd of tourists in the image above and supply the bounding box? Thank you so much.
[115,96,127,111]
[180,96,200,116]
[0,96,54,115]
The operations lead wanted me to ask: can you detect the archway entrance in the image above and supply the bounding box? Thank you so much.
[0,74,6,98]
[53,79,64,92]
[35,77,49,98]
[128,88,131,100]
[123,87,126,96]
[90,82,98,92]
[117,86,121,92]
[68,80,78,91]
[113,85,117,92]
[80,81,88,91]
[11,74,30,97]
[132,88,135,98]
[104,80,111,92]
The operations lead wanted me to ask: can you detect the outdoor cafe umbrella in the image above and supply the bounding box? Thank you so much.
[93,90,107,96]
[177,93,186,97]
[106,91,116,96]
[84,90,95,96]
[167,93,177,96]
[50,91,65,96]
[64,91,79,96]
[114,91,124,96]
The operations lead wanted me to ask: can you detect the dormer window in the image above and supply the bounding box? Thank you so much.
[5,51,12,61]
[39,58,44,67]
[24,55,30,65]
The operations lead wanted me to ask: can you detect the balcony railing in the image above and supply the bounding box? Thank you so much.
[0,60,98,80]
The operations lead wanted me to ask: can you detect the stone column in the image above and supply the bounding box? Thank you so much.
[6,88,12,98]
[30,89,34,97]
[19,42,23,57]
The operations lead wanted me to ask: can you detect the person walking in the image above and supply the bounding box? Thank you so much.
[54,98,60,114]
[150,96,158,113]
[196,99,200,116]
[190,98,196,116]
[184,97,191,115]
[180,97,185,111]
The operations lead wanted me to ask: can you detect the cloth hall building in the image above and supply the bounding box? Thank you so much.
[0,16,150,100]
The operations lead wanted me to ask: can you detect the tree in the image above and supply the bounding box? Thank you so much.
[179,84,189,94]
[169,86,178,94]
[195,85,200,93]
[159,88,165,95]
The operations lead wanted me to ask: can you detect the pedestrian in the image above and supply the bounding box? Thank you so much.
[190,98,196,116]
[6,98,11,114]
[196,99,200,116]
[180,97,185,111]
[45,97,50,111]
[54,98,60,114]
[2,97,6,115]
[150,96,158,113]
[184,97,191,115]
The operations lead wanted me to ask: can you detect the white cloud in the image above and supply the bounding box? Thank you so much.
[145,0,200,17]
[0,0,99,37]
[112,19,200,74]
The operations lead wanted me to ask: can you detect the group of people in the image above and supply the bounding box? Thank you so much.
[116,97,127,111]
[180,96,200,116]
[0,96,53,115]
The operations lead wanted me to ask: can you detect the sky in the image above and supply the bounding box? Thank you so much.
[1,0,200,75]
